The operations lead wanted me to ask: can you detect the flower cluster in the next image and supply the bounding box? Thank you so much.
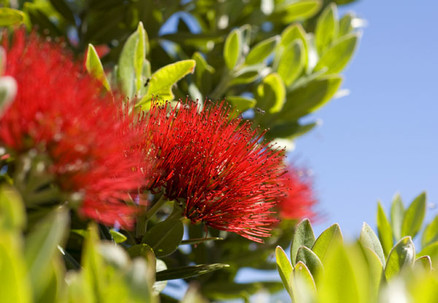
[140,101,288,242]
[278,166,316,221]
[0,30,144,227]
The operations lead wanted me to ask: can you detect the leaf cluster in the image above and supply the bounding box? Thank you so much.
[276,192,438,302]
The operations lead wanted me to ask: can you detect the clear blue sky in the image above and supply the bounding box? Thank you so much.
[295,0,438,238]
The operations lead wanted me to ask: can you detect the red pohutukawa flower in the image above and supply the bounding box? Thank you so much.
[0,30,144,228]
[141,101,287,242]
[278,166,316,220]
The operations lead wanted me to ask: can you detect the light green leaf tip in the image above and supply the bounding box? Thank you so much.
[86,44,110,91]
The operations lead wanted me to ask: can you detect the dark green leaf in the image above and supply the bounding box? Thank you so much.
[290,219,316,266]
[180,237,223,245]
[156,263,229,281]
[385,236,415,280]
[142,217,184,257]
[267,120,318,140]
[49,0,75,24]
[295,246,323,278]
[401,192,426,238]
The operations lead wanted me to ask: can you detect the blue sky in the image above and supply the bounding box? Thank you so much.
[295,0,438,238]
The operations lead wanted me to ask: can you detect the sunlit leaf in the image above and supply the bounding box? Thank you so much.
[384,236,415,281]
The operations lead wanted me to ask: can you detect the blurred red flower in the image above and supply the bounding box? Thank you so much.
[0,30,144,228]
[278,166,317,221]
[141,101,287,242]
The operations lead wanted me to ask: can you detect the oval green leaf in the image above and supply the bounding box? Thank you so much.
[224,29,242,70]
[290,219,316,266]
[311,223,343,263]
[401,192,426,238]
[384,236,415,281]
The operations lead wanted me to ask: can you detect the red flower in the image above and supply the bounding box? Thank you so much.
[278,166,316,220]
[141,101,287,242]
[0,30,144,228]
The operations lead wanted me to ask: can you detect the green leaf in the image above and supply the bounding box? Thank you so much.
[418,242,438,258]
[422,215,438,247]
[315,3,338,55]
[295,246,323,278]
[359,222,386,266]
[377,201,393,257]
[0,232,31,303]
[0,185,25,231]
[277,39,304,86]
[109,229,127,244]
[0,76,17,116]
[138,60,196,109]
[384,236,415,280]
[224,29,242,70]
[280,75,342,121]
[24,207,69,300]
[274,0,322,23]
[338,13,355,37]
[267,120,318,140]
[362,248,383,301]
[117,28,141,98]
[49,0,75,24]
[314,33,359,74]
[275,246,293,297]
[401,192,426,238]
[390,194,405,241]
[312,223,343,263]
[414,256,432,272]
[0,8,25,26]
[180,237,223,245]
[156,263,229,281]
[290,219,316,266]
[245,36,279,65]
[292,261,317,301]
[279,24,308,68]
[226,96,256,112]
[86,44,110,91]
[127,243,155,260]
[256,73,285,114]
[134,22,148,93]
[317,244,368,303]
[192,52,214,94]
[142,216,184,257]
